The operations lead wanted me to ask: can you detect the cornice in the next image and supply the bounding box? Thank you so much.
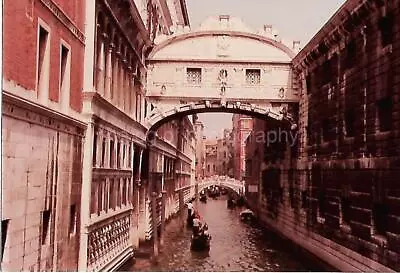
[148,30,296,59]
[293,0,377,68]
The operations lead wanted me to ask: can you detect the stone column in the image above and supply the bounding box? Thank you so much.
[78,120,95,271]
[105,43,113,100]
[136,149,146,242]
[160,191,166,247]
[104,131,110,169]
[118,55,124,109]
[113,47,120,106]
[96,33,105,96]
[151,191,159,259]
[95,129,103,168]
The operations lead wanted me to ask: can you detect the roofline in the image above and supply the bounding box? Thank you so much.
[293,0,367,66]
[148,30,296,59]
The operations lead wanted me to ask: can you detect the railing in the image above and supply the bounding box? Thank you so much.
[87,209,132,271]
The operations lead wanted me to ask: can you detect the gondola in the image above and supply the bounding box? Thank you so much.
[191,233,211,251]
[199,194,207,203]
[240,209,255,222]
[227,198,236,208]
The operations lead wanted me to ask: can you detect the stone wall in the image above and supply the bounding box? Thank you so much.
[245,0,400,271]
[1,98,84,271]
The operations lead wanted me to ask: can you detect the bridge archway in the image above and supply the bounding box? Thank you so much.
[144,16,300,142]
[145,100,297,143]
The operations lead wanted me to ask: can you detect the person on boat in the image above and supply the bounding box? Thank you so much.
[202,223,211,240]
[187,201,194,217]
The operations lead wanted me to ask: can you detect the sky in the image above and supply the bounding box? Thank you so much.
[185,0,347,139]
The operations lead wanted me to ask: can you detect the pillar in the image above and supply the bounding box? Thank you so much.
[78,120,95,271]
[160,191,166,247]
[105,43,113,100]
[151,191,159,259]
[96,33,105,96]
[179,188,185,230]
[112,47,120,106]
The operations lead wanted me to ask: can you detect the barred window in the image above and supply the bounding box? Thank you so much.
[246,69,261,85]
[187,68,202,84]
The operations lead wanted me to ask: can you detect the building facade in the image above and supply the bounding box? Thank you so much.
[245,0,400,271]
[204,139,218,177]
[194,120,206,179]
[232,114,253,180]
[2,0,86,271]
[1,0,192,271]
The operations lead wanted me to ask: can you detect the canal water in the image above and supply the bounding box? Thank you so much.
[121,197,320,271]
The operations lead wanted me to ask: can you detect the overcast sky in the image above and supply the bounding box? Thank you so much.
[186,0,347,139]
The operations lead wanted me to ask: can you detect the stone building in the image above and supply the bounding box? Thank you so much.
[205,139,218,177]
[2,0,86,271]
[194,120,206,179]
[216,129,233,176]
[1,0,192,271]
[232,114,253,180]
[245,0,399,271]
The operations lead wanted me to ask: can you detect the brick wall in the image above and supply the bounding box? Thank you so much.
[245,0,400,271]
[3,0,84,112]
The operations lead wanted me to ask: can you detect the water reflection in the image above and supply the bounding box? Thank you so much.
[121,198,318,272]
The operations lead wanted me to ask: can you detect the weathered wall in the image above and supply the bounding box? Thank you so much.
[246,0,400,271]
[1,100,84,271]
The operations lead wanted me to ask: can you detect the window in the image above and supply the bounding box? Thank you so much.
[345,109,356,137]
[1,220,9,262]
[341,196,351,225]
[378,13,393,47]
[101,138,106,167]
[318,189,326,218]
[187,68,201,84]
[372,202,388,235]
[322,118,333,142]
[344,40,356,69]
[37,24,50,102]
[377,97,392,132]
[301,190,308,208]
[246,69,261,85]
[321,59,331,85]
[41,210,51,245]
[117,142,121,168]
[306,74,312,93]
[69,204,76,236]
[110,139,115,168]
[93,133,98,166]
[60,44,70,109]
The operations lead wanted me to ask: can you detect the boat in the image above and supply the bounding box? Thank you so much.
[227,198,236,208]
[191,233,211,251]
[240,209,255,222]
[200,194,207,203]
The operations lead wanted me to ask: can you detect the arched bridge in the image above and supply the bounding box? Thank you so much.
[144,16,301,137]
[197,176,245,195]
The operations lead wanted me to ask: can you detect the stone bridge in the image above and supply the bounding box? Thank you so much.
[144,16,301,137]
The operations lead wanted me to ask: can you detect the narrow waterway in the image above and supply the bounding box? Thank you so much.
[122,197,320,271]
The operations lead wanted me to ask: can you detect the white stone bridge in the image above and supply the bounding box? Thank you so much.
[144,16,301,137]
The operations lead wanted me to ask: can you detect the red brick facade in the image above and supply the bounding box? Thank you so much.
[3,0,84,111]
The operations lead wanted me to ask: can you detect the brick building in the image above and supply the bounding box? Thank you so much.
[245,0,400,271]
[232,114,253,180]
[2,0,86,271]
[194,120,206,179]
[2,0,192,271]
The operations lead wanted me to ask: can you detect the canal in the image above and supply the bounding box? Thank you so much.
[121,197,321,271]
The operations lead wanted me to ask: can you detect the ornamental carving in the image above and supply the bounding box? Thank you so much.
[217,35,230,56]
